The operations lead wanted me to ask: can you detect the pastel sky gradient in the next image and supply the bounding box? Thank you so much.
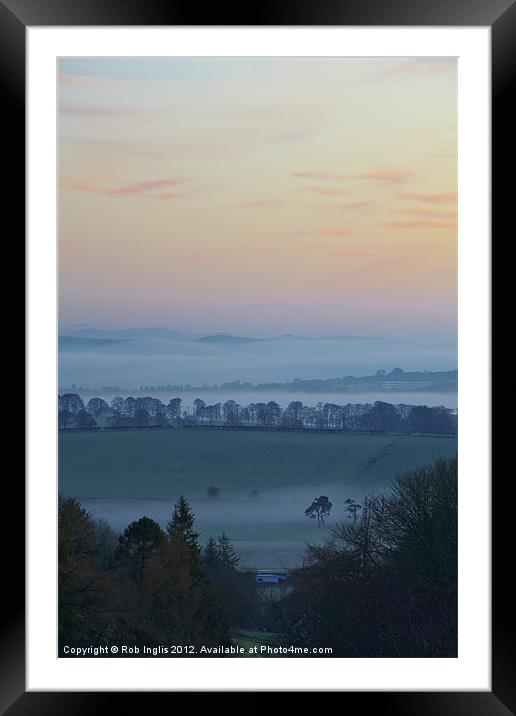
[58,57,457,339]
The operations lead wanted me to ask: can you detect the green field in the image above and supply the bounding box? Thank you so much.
[59,428,457,567]
[59,427,456,499]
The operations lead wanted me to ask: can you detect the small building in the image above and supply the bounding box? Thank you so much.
[255,573,286,584]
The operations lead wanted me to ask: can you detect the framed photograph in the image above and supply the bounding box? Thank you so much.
[6,0,509,710]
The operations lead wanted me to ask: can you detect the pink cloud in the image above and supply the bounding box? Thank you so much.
[354,169,415,184]
[146,193,180,202]
[337,202,373,213]
[396,208,457,219]
[399,191,457,204]
[307,186,350,196]
[64,178,184,200]
[293,171,347,181]
[237,199,281,208]
[109,180,181,196]
[384,220,457,230]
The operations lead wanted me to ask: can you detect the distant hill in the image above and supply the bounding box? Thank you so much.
[195,333,377,344]
[59,336,130,350]
[67,327,188,341]
[271,334,379,342]
[62,327,379,344]
[195,334,261,344]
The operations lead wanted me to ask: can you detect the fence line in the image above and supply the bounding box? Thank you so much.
[58,423,457,438]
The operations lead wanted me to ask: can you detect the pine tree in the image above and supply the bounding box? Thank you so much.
[167,495,200,551]
[217,532,239,569]
[167,495,205,583]
[203,537,219,565]
[202,536,221,580]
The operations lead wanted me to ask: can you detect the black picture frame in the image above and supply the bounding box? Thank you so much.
[4,0,509,710]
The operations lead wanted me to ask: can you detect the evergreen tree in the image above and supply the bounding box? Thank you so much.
[167,495,200,551]
[217,532,239,569]
[203,537,219,566]
[202,536,221,581]
[167,495,205,583]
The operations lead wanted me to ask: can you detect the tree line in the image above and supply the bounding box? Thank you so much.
[59,393,457,435]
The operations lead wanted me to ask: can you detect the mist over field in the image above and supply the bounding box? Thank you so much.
[59,331,457,394]
[81,497,333,568]
[61,429,457,568]
[59,327,458,566]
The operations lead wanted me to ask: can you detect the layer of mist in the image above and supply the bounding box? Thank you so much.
[59,333,457,393]
[81,487,365,569]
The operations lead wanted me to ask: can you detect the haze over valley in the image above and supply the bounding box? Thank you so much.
[59,325,457,407]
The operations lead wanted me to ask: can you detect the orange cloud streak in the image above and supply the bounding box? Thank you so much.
[399,191,457,204]
[293,171,347,181]
[307,186,350,196]
[396,208,457,219]
[64,178,184,200]
[237,199,281,208]
[384,220,457,230]
[354,169,415,183]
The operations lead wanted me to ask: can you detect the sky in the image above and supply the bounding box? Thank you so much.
[58,57,457,340]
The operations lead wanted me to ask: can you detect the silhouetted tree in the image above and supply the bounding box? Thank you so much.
[116,516,165,582]
[58,497,117,648]
[86,397,111,419]
[283,401,304,428]
[344,498,362,523]
[408,405,455,434]
[167,397,182,424]
[167,496,199,549]
[223,400,240,424]
[59,394,96,429]
[266,401,282,427]
[203,537,219,570]
[305,496,333,527]
[362,401,401,432]
[193,398,206,422]
[217,533,239,568]
[201,533,256,628]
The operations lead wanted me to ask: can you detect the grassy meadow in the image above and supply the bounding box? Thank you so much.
[59,427,457,567]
